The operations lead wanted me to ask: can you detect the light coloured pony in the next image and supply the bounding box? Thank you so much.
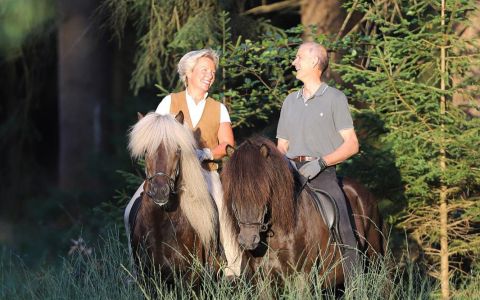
[125,112,219,287]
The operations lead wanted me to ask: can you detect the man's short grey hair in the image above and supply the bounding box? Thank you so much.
[302,42,329,75]
[177,49,219,87]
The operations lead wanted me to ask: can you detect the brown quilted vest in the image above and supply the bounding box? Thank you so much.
[170,91,221,170]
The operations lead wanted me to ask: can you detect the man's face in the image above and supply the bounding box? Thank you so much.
[187,57,216,93]
[292,45,317,81]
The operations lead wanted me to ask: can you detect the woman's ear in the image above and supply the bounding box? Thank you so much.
[185,70,193,85]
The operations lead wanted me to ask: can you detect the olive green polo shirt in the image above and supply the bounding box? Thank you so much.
[276,83,354,158]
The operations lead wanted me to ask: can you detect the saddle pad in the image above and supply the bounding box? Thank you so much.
[128,194,143,238]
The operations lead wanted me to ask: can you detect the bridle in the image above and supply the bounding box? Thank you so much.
[231,201,270,232]
[145,148,181,206]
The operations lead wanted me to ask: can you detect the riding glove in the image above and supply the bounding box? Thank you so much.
[195,148,213,162]
[298,157,327,179]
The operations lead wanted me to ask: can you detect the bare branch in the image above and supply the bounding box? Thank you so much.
[243,0,301,15]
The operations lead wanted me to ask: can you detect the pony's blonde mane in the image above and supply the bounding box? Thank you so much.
[128,112,217,249]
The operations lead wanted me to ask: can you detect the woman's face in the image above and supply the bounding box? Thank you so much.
[186,57,216,93]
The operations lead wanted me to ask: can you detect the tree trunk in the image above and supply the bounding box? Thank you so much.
[453,0,480,117]
[300,0,346,38]
[299,0,363,99]
[57,0,110,190]
[439,1,449,298]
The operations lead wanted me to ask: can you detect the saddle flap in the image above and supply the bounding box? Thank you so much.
[305,184,339,230]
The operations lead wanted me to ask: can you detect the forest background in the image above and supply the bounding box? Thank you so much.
[1,0,479,298]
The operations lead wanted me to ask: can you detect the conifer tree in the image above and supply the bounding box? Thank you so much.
[102,0,284,96]
[336,1,480,298]
[102,0,219,94]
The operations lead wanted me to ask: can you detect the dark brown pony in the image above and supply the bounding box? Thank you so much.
[221,136,384,286]
[125,112,219,286]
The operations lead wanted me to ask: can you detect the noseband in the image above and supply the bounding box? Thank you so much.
[232,201,270,232]
[145,148,181,206]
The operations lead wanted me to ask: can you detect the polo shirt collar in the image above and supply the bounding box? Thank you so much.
[296,82,329,101]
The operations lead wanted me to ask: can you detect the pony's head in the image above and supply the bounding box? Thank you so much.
[222,136,296,250]
[129,112,188,205]
[128,112,217,248]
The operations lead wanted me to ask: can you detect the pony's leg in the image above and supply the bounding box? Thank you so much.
[202,169,243,277]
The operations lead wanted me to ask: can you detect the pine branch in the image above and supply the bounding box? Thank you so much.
[376,46,435,131]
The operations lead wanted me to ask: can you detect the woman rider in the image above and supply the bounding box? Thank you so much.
[125,49,242,277]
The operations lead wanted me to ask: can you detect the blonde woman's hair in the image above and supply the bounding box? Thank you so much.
[177,49,219,87]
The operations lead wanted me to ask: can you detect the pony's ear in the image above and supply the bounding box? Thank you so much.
[175,111,184,124]
[137,112,144,120]
[226,144,235,157]
[260,144,269,158]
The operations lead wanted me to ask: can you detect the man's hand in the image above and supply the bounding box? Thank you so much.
[195,148,213,162]
[298,158,327,179]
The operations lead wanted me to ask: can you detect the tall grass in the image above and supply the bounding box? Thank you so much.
[1,228,478,299]
[1,229,140,299]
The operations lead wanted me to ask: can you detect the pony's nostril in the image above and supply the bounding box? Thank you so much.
[252,234,260,245]
[238,235,247,248]
[160,185,170,196]
[147,187,157,197]
[237,233,260,250]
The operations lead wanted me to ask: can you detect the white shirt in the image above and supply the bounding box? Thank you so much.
[155,90,231,127]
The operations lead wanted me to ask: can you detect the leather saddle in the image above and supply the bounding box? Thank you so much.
[292,170,342,242]
[304,183,339,231]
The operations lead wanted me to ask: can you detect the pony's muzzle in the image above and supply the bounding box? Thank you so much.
[147,183,171,205]
[237,230,260,250]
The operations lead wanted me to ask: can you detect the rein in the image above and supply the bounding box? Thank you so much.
[232,201,270,232]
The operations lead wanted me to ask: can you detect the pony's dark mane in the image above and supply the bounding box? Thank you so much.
[222,136,296,233]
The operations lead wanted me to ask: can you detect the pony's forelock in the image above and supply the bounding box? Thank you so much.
[128,113,196,159]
